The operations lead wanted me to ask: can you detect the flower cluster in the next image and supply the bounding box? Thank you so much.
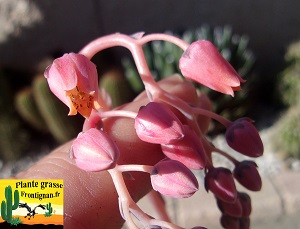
[44,32,263,229]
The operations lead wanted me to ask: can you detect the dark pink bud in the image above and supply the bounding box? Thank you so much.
[238,192,252,217]
[71,128,120,172]
[220,214,239,229]
[135,102,184,144]
[205,167,237,203]
[239,217,250,229]
[234,161,262,191]
[225,118,264,157]
[217,198,243,218]
[150,160,199,198]
[179,40,245,96]
[161,125,207,170]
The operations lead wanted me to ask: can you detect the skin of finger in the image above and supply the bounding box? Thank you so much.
[16,76,199,229]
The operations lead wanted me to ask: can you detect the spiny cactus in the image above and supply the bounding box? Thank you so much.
[44,202,53,217]
[1,186,20,224]
[122,25,257,129]
[15,74,83,143]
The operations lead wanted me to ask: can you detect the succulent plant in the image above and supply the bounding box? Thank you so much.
[122,25,257,131]
[0,71,29,161]
[15,74,84,143]
[275,40,300,158]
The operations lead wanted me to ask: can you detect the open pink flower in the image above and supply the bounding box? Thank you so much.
[44,53,99,118]
[71,128,120,172]
[179,40,245,96]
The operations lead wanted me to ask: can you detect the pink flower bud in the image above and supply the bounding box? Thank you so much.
[179,40,245,96]
[217,198,243,218]
[234,161,262,191]
[71,128,119,172]
[150,160,199,198]
[238,192,252,217]
[220,214,240,229]
[161,125,207,170]
[44,53,99,118]
[135,102,184,144]
[205,167,237,203]
[225,118,264,157]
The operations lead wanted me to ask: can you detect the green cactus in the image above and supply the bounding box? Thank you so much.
[9,217,22,226]
[0,71,29,161]
[31,75,83,143]
[15,87,48,132]
[99,68,135,108]
[122,25,257,131]
[1,186,20,224]
[44,202,53,217]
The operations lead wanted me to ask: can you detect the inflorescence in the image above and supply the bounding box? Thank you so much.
[44,32,264,229]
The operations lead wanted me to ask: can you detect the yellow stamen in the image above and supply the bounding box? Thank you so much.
[66,87,95,119]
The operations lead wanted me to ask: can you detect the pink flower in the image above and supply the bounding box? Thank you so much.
[44,53,99,118]
[225,118,264,157]
[71,128,120,172]
[179,40,245,96]
[134,102,184,144]
[233,161,262,191]
[150,159,199,198]
[161,125,207,170]
[205,167,237,203]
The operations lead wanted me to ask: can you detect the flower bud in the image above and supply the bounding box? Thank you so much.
[205,167,237,203]
[179,40,245,96]
[161,125,207,170]
[225,118,264,157]
[135,102,184,144]
[220,214,239,229]
[71,128,119,172]
[217,198,243,217]
[150,160,198,198]
[44,53,99,118]
[239,217,250,229]
[234,161,262,191]
[238,192,252,217]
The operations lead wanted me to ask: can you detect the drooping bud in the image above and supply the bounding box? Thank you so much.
[217,198,243,218]
[220,214,240,229]
[161,125,207,170]
[150,159,199,198]
[71,128,119,172]
[135,102,184,144]
[234,161,262,191]
[179,40,245,96]
[238,192,252,217]
[225,118,264,157]
[44,53,99,118]
[205,167,237,203]
[239,217,250,229]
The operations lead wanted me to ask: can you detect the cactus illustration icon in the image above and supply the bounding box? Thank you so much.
[44,202,53,217]
[1,185,20,224]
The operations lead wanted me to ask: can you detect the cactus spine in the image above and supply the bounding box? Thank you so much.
[44,202,53,217]
[1,186,20,223]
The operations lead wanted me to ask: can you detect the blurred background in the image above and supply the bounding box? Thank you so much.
[0,0,300,227]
